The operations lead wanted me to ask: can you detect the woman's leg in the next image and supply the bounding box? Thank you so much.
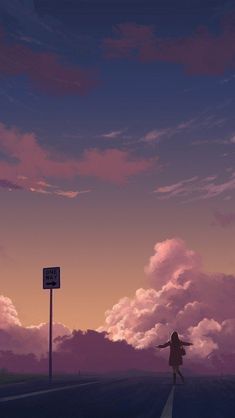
[176,366,184,382]
[172,367,176,385]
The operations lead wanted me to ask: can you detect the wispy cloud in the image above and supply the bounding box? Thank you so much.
[101,130,124,139]
[54,189,91,199]
[154,172,235,201]
[155,176,199,199]
[142,128,169,143]
[192,132,235,146]
[141,119,195,144]
[27,180,90,199]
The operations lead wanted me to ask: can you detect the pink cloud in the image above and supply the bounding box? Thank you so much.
[0,295,71,356]
[145,238,201,289]
[54,189,91,199]
[213,210,235,228]
[100,238,235,366]
[0,27,99,95]
[0,296,21,328]
[77,148,155,184]
[0,297,168,373]
[0,123,154,195]
[0,292,234,374]
[103,15,235,75]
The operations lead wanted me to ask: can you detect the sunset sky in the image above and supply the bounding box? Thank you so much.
[0,0,235,356]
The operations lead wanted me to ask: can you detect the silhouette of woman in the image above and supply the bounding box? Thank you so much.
[156,331,193,385]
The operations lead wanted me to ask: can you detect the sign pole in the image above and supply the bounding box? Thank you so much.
[49,288,53,384]
[43,266,60,385]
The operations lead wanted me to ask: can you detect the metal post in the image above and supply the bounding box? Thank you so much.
[49,288,53,384]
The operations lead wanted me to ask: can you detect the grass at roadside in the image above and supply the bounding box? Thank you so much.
[0,370,98,386]
[0,370,46,385]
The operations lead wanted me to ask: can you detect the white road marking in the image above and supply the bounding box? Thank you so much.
[159,386,175,418]
[0,380,99,403]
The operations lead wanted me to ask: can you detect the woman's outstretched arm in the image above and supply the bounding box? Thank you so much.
[181,341,193,346]
[156,341,170,348]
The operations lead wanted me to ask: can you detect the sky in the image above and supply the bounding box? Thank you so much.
[0,0,235,362]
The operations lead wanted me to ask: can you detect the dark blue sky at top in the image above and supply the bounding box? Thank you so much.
[0,0,234,192]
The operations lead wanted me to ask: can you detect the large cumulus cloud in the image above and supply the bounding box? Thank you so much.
[100,238,235,363]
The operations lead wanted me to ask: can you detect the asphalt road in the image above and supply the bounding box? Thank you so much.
[0,375,234,418]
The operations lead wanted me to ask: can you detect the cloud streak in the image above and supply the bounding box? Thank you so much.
[0,26,99,96]
[101,130,124,139]
[154,173,235,201]
[103,14,235,75]
[141,119,194,144]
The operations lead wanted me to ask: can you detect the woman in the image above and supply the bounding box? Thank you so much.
[156,331,193,385]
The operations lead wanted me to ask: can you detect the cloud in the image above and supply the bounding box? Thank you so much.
[0,122,155,195]
[212,210,235,228]
[0,179,22,190]
[154,172,235,201]
[142,129,169,143]
[0,26,99,95]
[141,119,195,144]
[145,238,201,289]
[0,295,71,356]
[154,176,199,199]
[0,296,21,328]
[77,148,155,184]
[100,238,235,364]
[188,318,221,358]
[103,14,235,75]
[0,296,165,373]
[0,251,234,373]
[101,130,124,139]
[53,189,91,199]
[27,180,89,199]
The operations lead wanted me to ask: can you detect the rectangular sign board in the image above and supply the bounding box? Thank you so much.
[43,267,60,289]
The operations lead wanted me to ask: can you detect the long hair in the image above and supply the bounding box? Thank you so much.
[171,331,180,346]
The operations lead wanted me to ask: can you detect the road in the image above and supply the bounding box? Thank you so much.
[0,375,234,417]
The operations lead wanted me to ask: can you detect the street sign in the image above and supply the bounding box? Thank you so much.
[43,267,60,289]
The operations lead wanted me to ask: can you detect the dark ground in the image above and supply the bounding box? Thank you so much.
[0,374,234,418]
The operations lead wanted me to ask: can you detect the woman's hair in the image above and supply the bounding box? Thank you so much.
[171,331,180,345]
